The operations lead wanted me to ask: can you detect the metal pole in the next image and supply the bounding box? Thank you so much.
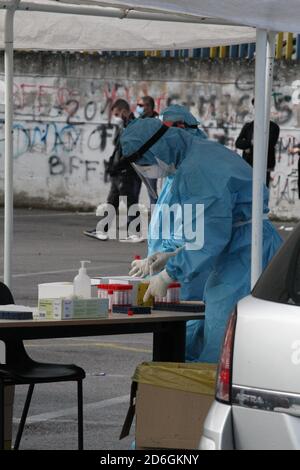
[251,29,268,288]
[4,2,18,287]
[0,2,238,26]
[264,32,276,179]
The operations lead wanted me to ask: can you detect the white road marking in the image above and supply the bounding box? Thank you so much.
[0,212,95,218]
[4,263,124,279]
[13,394,130,424]
[26,341,151,353]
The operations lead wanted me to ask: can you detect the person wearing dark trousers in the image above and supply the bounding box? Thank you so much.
[288,143,300,199]
[235,99,280,188]
[137,95,159,205]
[84,99,143,243]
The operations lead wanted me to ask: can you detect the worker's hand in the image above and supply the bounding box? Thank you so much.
[129,257,151,278]
[129,251,178,278]
[148,251,177,275]
[143,269,174,302]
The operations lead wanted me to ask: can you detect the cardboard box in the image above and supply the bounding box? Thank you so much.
[135,383,214,450]
[38,298,109,320]
[71,298,109,319]
[38,299,70,320]
[120,362,217,450]
[38,282,74,299]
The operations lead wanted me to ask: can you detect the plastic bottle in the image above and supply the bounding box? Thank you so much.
[73,260,91,299]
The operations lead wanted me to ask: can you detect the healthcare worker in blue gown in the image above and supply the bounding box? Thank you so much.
[129,105,211,361]
[121,117,282,364]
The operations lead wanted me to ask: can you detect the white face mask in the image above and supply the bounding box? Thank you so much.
[135,105,144,117]
[111,116,124,126]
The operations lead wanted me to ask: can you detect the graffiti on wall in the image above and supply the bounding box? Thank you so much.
[165,75,300,218]
[0,69,300,214]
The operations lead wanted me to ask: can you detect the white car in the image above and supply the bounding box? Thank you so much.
[200,225,300,450]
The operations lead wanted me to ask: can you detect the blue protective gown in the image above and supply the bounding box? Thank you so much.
[148,105,209,302]
[121,118,282,363]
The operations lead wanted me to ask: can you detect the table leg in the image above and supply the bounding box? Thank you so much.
[0,380,4,450]
[152,321,186,362]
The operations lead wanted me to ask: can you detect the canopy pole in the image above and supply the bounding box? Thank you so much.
[0,2,239,26]
[4,2,18,288]
[264,32,276,178]
[251,29,268,288]
[251,29,275,288]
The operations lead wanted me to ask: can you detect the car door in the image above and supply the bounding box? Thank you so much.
[231,224,300,450]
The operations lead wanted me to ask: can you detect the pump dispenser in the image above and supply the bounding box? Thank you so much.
[73,260,91,298]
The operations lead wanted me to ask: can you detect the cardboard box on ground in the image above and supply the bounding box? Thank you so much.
[121,362,217,450]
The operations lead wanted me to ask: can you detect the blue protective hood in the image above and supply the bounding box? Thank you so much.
[120,117,190,168]
[162,104,207,139]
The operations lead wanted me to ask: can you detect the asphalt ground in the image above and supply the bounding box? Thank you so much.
[0,209,150,451]
[0,209,296,450]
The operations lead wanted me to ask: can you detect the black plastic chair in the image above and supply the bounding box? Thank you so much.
[0,282,85,450]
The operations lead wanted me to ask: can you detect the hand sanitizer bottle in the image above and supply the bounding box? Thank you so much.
[73,260,91,298]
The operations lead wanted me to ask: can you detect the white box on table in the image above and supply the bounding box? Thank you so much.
[38,282,74,299]
[38,298,109,320]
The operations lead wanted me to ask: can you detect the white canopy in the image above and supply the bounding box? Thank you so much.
[0,13,255,51]
[60,0,300,34]
[0,0,257,51]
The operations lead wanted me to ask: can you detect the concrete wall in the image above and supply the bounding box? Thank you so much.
[1,52,300,218]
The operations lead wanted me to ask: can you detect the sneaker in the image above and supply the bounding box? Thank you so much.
[119,234,145,243]
[83,229,108,241]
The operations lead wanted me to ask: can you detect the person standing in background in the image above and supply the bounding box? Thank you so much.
[136,96,159,205]
[136,96,159,120]
[288,142,300,199]
[235,98,280,187]
[84,99,143,243]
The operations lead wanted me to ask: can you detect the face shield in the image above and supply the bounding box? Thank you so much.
[131,163,159,200]
[121,124,170,200]
[131,157,175,200]
[132,161,170,179]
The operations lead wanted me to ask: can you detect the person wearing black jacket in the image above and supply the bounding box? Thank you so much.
[235,99,280,187]
[288,143,300,199]
[84,99,143,242]
[137,96,159,205]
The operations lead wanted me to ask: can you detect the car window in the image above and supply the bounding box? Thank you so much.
[252,223,300,306]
